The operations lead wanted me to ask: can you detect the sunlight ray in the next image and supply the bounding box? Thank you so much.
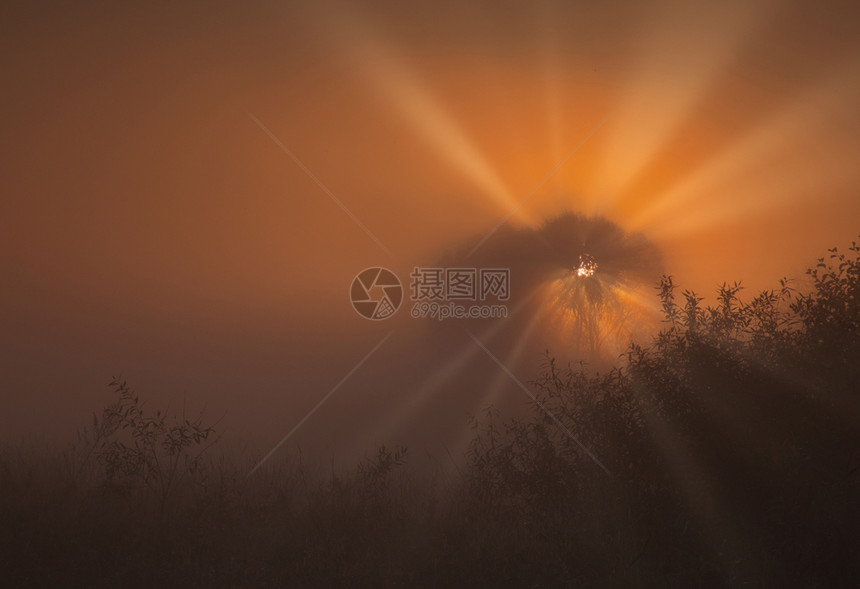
[370,289,543,444]
[535,3,565,166]
[448,307,545,462]
[631,380,746,559]
[325,5,527,222]
[545,270,660,361]
[476,301,546,410]
[631,65,860,239]
[593,2,771,213]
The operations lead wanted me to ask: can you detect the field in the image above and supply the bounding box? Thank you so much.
[2,242,858,587]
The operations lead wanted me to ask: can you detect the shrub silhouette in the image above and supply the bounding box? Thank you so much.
[465,238,860,585]
[81,378,216,516]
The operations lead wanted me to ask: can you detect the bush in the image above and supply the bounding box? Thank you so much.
[1,238,858,587]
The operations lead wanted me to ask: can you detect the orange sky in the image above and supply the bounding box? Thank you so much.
[1,0,859,458]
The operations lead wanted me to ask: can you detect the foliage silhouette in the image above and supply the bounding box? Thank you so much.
[78,378,216,517]
[1,239,858,587]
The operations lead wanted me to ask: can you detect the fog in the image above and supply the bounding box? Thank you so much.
[2,0,859,469]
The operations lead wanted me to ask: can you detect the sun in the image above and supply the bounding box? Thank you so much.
[575,254,598,278]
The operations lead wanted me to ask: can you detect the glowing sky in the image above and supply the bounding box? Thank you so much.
[1,0,859,455]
